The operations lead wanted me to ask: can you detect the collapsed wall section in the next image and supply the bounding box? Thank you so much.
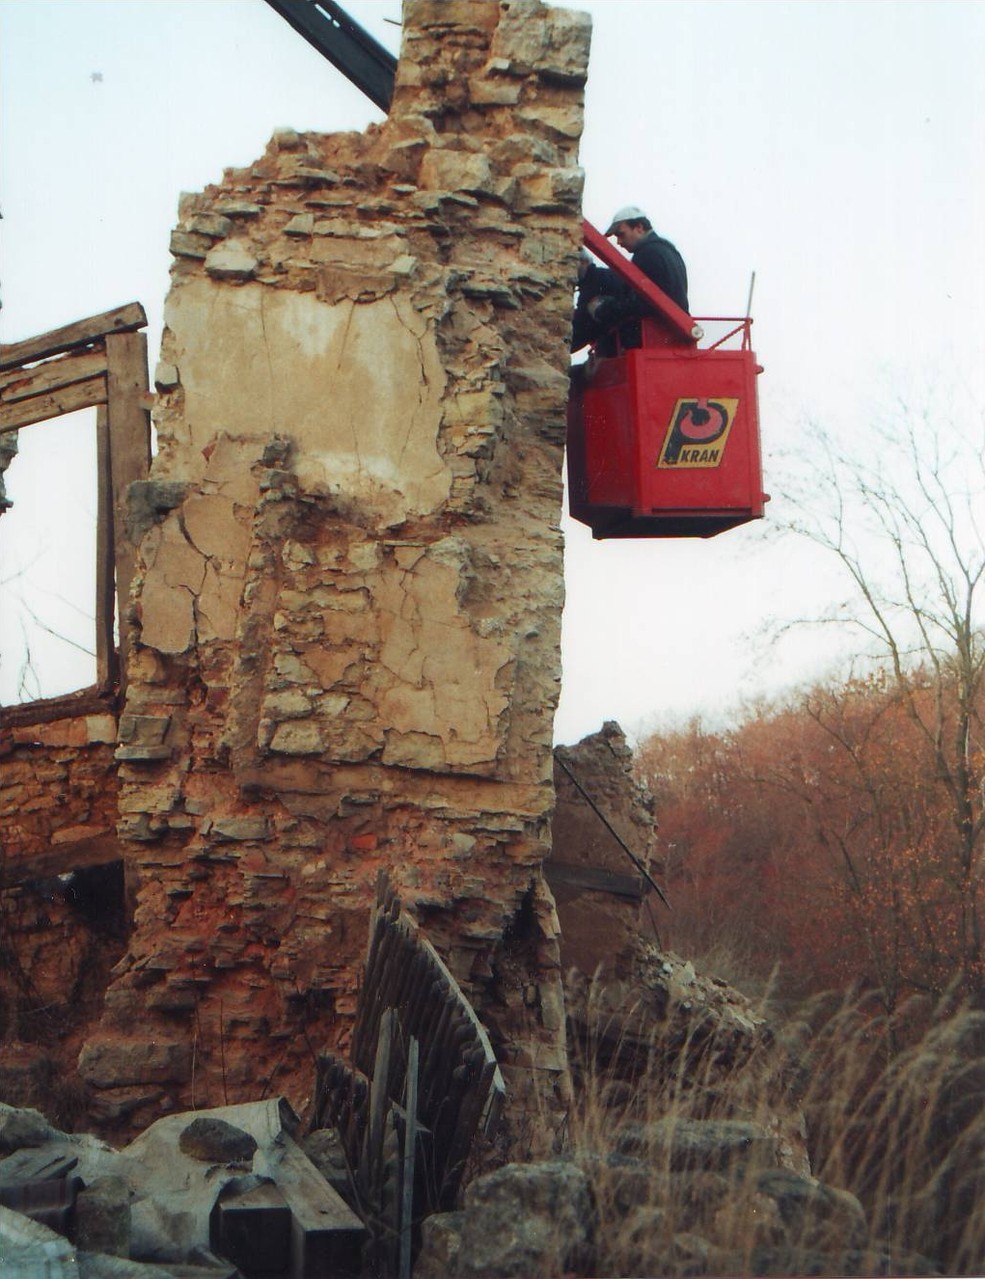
[82,0,591,1137]
[550,722,659,978]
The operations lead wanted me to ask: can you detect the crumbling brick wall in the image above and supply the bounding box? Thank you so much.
[0,717,126,1099]
[76,0,591,1138]
[1,716,119,866]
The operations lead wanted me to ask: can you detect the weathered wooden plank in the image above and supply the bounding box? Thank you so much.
[418,933,505,1124]
[0,374,106,433]
[0,302,146,372]
[105,331,151,687]
[0,347,107,402]
[368,1008,397,1186]
[440,1052,496,1209]
[95,405,116,688]
[376,1106,401,1276]
[0,684,116,729]
[0,1175,83,1236]
[353,920,398,1074]
[266,1128,364,1279]
[0,1147,79,1185]
[2,834,122,888]
[399,1036,419,1279]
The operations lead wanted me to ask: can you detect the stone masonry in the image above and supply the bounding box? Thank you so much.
[550,722,659,979]
[73,0,592,1140]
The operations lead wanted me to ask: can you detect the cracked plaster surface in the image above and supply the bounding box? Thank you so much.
[163,282,449,526]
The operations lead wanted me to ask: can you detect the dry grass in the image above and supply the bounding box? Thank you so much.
[563,978,985,1277]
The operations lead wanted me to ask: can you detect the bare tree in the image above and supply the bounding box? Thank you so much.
[781,396,985,1002]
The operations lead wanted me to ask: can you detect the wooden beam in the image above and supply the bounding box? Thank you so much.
[399,1037,419,1279]
[265,1129,365,1279]
[0,303,147,372]
[2,834,123,888]
[0,374,106,434]
[105,331,151,682]
[0,684,117,729]
[95,405,116,688]
[0,348,108,403]
[0,1147,80,1185]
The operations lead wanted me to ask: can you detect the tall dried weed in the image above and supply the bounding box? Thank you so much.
[563,977,985,1277]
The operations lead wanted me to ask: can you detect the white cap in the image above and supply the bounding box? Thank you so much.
[605,205,648,235]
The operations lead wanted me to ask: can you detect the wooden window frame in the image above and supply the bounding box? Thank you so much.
[0,303,151,726]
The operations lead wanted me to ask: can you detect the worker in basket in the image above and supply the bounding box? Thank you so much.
[571,204,690,355]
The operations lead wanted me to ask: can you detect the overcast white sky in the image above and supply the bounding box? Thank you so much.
[2,0,984,743]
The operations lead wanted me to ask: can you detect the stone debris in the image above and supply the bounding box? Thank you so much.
[74,1174,131,1258]
[414,1146,940,1279]
[0,1097,362,1278]
[177,1118,257,1166]
[414,1160,593,1279]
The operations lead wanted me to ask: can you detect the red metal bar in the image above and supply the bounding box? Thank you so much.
[582,218,700,347]
[703,321,749,352]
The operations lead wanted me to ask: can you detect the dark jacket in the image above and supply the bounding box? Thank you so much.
[587,230,690,329]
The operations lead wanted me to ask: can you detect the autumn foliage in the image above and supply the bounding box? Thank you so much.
[636,660,985,1013]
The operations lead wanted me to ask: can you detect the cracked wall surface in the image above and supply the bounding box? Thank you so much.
[74,0,591,1138]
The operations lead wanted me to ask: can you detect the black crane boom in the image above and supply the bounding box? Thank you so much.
[265,0,397,112]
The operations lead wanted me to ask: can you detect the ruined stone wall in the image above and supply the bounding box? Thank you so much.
[0,718,126,1110]
[79,0,591,1136]
[0,717,119,866]
[550,723,659,978]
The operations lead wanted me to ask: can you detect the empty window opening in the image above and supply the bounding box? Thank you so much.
[0,304,151,714]
[0,408,100,703]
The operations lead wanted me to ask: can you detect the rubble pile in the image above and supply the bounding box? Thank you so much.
[0,1097,363,1277]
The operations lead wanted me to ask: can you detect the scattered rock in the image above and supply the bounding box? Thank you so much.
[755,1167,868,1251]
[0,1103,57,1154]
[301,1128,352,1202]
[614,1116,779,1173]
[415,1161,593,1278]
[178,1118,257,1166]
[203,241,259,281]
[78,1038,192,1089]
[75,1175,132,1257]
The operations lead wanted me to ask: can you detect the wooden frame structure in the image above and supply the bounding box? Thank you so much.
[0,303,151,720]
[314,874,505,1277]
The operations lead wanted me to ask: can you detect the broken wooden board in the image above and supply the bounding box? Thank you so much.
[545,860,647,901]
[0,372,107,433]
[0,302,147,371]
[0,347,108,403]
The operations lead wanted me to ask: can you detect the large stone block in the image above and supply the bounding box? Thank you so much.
[490,0,591,84]
[78,1036,193,1088]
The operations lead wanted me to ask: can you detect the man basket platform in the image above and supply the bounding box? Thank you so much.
[567,219,768,540]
